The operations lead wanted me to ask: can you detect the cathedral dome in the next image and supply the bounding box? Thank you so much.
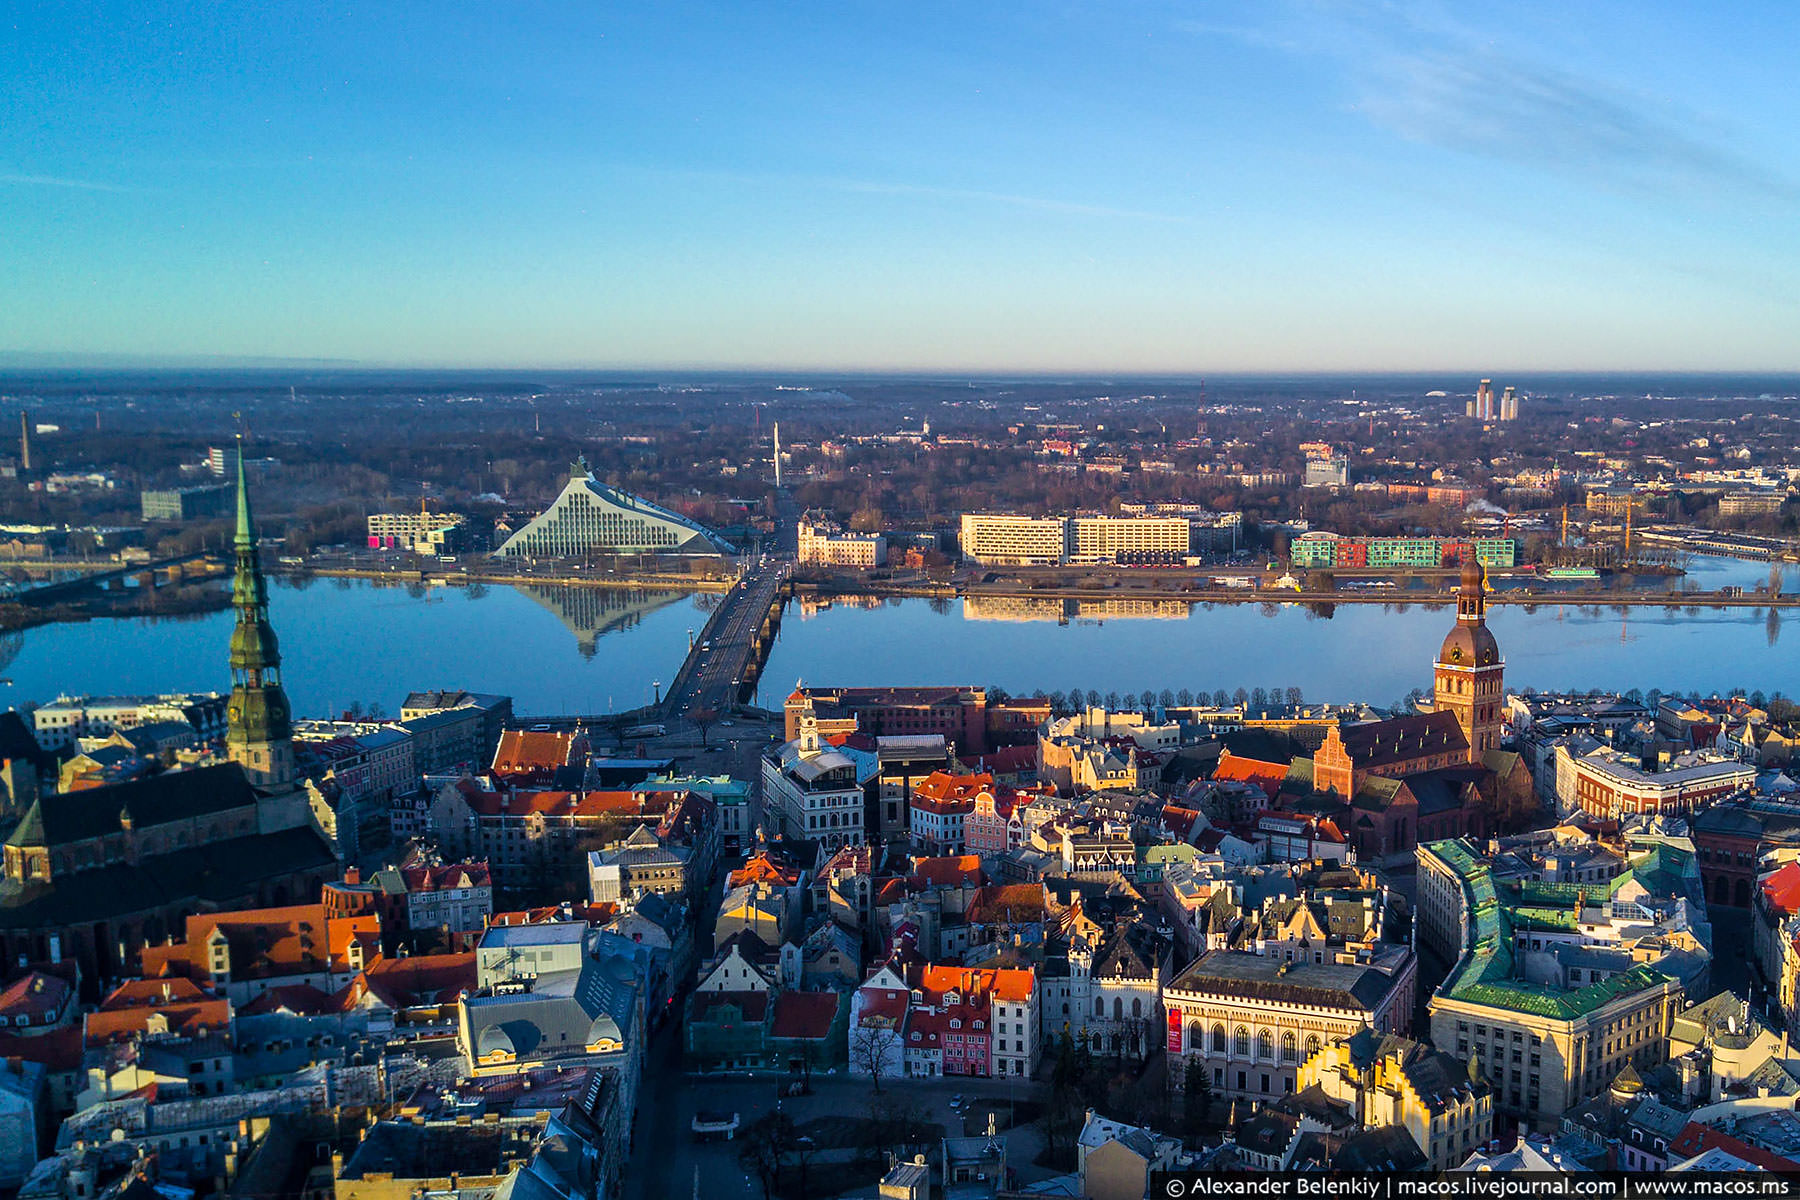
[1438,623,1500,667]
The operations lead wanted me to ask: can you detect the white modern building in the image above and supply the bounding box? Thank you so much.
[760,709,867,852]
[496,458,734,558]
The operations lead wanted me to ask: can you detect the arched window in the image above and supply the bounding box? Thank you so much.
[1306,1035,1321,1058]
[1188,1021,1204,1050]
[1131,997,1142,1019]
[1095,997,1104,1017]
[1234,1026,1251,1057]
[1257,1030,1274,1061]
[1281,1032,1298,1063]
[1212,1024,1227,1053]
[1114,997,1124,1021]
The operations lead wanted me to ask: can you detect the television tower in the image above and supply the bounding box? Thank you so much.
[773,422,783,488]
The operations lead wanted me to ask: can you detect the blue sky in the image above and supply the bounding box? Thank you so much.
[3,2,1796,371]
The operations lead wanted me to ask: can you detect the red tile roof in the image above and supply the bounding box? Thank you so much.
[914,962,1034,1004]
[1763,861,1800,915]
[855,987,911,1024]
[1212,751,1289,801]
[491,729,587,777]
[911,855,985,889]
[912,771,994,815]
[141,904,380,983]
[87,979,231,1045]
[0,970,69,1023]
[771,991,842,1040]
[968,884,1045,925]
[401,862,492,892]
[1161,805,1204,842]
[1670,1122,1800,1171]
[730,851,802,889]
[354,951,476,1010]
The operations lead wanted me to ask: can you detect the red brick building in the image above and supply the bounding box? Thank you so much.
[786,686,1050,755]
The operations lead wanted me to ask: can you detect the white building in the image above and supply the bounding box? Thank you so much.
[30,692,227,754]
[798,513,886,567]
[760,709,867,852]
[495,458,733,558]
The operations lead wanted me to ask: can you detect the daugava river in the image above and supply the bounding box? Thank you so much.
[3,558,1797,720]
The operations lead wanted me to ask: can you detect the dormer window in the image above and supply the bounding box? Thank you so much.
[950,1019,961,1029]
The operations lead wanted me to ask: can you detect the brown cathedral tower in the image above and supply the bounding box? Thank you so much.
[1433,558,1504,760]
[225,439,295,788]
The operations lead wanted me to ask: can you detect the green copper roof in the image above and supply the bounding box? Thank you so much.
[1424,838,1676,1021]
[234,439,254,551]
[225,437,292,748]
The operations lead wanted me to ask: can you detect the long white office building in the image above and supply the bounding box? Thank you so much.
[959,511,1235,565]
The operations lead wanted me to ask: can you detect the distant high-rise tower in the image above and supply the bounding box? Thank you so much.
[1433,559,1504,761]
[1478,379,1494,421]
[1500,385,1518,421]
[225,440,295,789]
[18,412,30,474]
[773,422,783,488]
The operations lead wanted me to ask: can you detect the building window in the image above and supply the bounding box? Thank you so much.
[1212,1024,1227,1053]
[1234,1027,1251,1057]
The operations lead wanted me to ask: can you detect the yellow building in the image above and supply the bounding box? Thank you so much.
[1297,1030,1493,1172]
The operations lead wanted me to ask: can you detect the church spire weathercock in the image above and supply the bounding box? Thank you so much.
[225,438,295,788]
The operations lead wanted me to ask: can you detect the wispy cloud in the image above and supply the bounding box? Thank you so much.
[1354,43,1800,207]
[1173,2,1799,209]
[0,171,134,193]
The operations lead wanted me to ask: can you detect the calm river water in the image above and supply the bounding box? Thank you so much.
[3,557,1796,719]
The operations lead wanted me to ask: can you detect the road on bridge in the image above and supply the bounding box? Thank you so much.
[662,558,791,721]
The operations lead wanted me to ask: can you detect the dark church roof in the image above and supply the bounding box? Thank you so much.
[0,825,337,929]
[5,762,257,850]
[1335,712,1468,769]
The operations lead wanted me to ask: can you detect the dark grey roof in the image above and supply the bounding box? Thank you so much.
[6,762,255,849]
[1168,950,1403,1013]
[465,956,639,1063]
[0,825,337,929]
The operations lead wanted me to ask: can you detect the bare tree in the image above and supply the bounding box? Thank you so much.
[692,706,719,749]
[850,1022,895,1093]
[739,1111,796,1200]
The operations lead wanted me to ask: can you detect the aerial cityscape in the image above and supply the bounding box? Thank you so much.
[3,3,1799,1198]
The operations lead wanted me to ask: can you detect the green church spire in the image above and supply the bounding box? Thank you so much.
[225,436,294,785]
